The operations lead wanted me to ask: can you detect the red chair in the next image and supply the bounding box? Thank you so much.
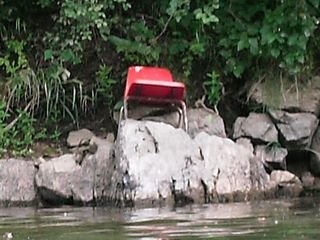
[119,66,188,131]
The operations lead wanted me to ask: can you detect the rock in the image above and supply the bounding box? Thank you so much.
[310,126,320,176]
[194,132,255,202]
[314,177,320,190]
[301,171,315,189]
[233,113,278,143]
[235,138,276,199]
[187,108,226,138]
[255,145,287,171]
[142,111,182,129]
[269,110,318,149]
[106,133,115,142]
[0,159,36,206]
[2,232,13,240]
[249,154,275,199]
[248,76,320,116]
[35,138,114,205]
[112,119,199,207]
[112,119,273,207]
[270,170,303,197]
[236,138,254,152]
[66,129,95,147]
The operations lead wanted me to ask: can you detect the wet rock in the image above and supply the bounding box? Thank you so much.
[233,113,278,143]
[187,108,226,138]
[301,171,315,189]
[248,76,320,116]
[112,119,273,207]
[310,126,320,176]
[0,159,36,206]
[35,138,114,205]
[236,138,276,199]
[249,154,276,200]
[255,145,287,171]
[270,170,303,197]
[314,177,320,190]
[67,128,95,147]
[269,110,318,149]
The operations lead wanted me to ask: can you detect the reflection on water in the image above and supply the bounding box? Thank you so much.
[0,197,319,240]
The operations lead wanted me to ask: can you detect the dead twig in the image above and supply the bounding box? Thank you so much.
[153,14,174,42]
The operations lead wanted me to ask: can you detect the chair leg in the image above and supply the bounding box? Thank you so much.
[175,106,183,128]
[180,101,188,132]
[123,100,128,119]
[119,106,124,124]
[118,100,128,125]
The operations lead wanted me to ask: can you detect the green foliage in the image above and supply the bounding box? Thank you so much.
[0,0,319,156]
[96,65,116,108]
[216,0,319,77]
[204,71,223,106]
[46,107,62,142]
[0,40,28,75]
[0,102,46,156]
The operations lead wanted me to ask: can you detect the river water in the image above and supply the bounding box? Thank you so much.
[0,197,319,240]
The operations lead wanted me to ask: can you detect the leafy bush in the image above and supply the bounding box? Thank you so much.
[0,102,46,156]
[216,1,319,77]
[0,0,319,156]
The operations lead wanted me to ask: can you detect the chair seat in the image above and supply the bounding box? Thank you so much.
[127,79,185,100]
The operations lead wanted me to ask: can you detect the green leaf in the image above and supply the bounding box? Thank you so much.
[270,48,280,58]
[260,26,276,45]
[44,49,54,61]
[237,34,249,51]
[248,38,258,55]
[297,54,305,64]
[190,42,205,56]
[308,0,319,8]
[60,49,76,62]
[288,34,298,46]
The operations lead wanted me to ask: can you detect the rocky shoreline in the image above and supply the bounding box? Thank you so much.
[1,106,320,208]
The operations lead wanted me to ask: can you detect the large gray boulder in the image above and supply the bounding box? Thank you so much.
[233,113,278,143]
[269,110,318,149]
[0,159,36,206]
[35,137,114,205]
[111,119,274,207]
[187,108,226,138]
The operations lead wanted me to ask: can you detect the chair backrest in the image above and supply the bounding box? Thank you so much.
[124,66,174,100]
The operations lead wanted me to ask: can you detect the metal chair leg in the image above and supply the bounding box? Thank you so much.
[180,101,188,132]
[123,100,128,119]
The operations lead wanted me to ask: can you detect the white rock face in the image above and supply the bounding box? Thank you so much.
[0,159,36,205]
[112,119,273,206]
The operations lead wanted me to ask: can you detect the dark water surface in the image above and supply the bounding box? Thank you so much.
[1,197,320,240]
